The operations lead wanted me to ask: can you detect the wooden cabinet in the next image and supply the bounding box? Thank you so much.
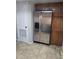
[51,7,63,46]
[52,17,63,31]
[51,16,63,46]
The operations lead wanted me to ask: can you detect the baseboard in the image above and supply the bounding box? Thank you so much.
[16,39,33,44]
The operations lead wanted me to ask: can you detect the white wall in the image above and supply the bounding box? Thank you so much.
[16,1,34,43]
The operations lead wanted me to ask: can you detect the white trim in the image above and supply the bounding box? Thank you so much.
[16,39,33,44]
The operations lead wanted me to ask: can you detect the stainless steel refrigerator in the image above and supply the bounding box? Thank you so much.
[34,11,52,44]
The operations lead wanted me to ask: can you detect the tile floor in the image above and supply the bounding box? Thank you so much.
[16,41,63,59]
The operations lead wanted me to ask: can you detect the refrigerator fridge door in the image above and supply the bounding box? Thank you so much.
[39,12,52,44]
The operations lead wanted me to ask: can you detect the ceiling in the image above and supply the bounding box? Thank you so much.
[16,0,63,3]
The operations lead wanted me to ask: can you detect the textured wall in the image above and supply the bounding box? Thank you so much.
[16,1,34,43]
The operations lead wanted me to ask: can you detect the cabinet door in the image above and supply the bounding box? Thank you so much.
[53,8,63,17]
[52,31,63,45]
[53,17,63,31]
[51,16,63,46]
